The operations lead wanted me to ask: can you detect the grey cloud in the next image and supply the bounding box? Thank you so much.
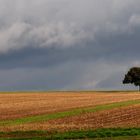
[0,0,140,90]
[0,59,138,91]
[0,0,140,53]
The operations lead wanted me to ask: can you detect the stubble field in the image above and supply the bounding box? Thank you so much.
[0,91,140,139]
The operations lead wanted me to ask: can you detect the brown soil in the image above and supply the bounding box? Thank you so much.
[1,104,139,132]
[0,92,140,120]
[45,104,140,130]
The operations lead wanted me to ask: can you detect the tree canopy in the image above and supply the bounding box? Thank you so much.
[123,67,140,91]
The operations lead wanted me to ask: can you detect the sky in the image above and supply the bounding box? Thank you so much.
[0,0,140,91]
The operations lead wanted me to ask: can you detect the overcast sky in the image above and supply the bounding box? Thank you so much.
[0,0,140,91]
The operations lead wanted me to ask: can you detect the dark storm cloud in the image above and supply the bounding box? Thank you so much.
[0,28,140,70]
[0,0,140,90]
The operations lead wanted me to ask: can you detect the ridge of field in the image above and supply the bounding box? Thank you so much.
[0,91,140,121]
[0,128,140,140]
[0,99,140,131]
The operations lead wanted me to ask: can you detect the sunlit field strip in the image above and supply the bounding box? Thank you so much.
[0,99,140,126]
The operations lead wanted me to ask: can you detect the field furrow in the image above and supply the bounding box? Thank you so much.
[44,104,140,131]
[0,91,140,133]
[0,92,140,120]
[1,104,139,132]
[0,100,140,131]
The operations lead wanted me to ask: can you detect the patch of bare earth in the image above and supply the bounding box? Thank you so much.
[1,104,140,132]
[0,92,140,120]
[42,104,140,131]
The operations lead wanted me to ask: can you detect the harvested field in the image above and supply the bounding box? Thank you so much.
[0,91,140,121]
[45,104,140,130]
[3,104,140,132]
[0,91,140,132]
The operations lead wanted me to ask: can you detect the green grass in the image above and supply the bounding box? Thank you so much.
[0,99,140,126]
[0,128,140,139]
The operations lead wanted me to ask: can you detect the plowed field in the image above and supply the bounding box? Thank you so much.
[45,104,140,130]
[1,104,139,132]
[0,91,140,132]
[0,91,140,120]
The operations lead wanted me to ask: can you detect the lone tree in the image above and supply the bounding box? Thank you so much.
[123,67,140,91]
